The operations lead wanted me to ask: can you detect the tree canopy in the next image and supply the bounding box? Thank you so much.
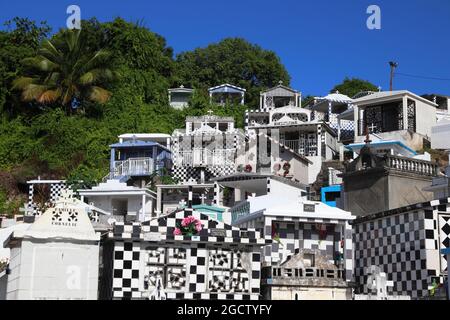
[13,29,115,114]
[175,37,290,108]
[330,77,378,98]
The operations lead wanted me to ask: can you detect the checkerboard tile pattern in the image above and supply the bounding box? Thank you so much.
[438,214,450,272]
[234,214,353,282]
[112,241,142,299]
[27,181,69,216]
[353,198,450,299]
[172,165,237,184]
[108,207,265,300]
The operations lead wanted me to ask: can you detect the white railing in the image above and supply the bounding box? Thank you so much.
[111,157,154,178]
[175,149,235,167]
[280,139,299,151]
[386,155,437,176]
[279,139,318,156]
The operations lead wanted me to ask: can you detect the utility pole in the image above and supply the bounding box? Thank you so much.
[389,61,398,91]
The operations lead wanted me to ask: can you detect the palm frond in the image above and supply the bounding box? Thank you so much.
[21,56,57,72]
[12,77,39,90]
[66,29,81,52]
[39,39,62,62]
[88,86,111,104]
[38,89,62,104]
[21,84,49,102]
[62,85,76,106]
[43,72,60,85]
[81,50,112,73]
[79,68,114,85]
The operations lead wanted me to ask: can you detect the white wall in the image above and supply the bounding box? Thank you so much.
[306,156,323,184]
[431,119,450,149]
[270,179,305,199]
[415,100,436,138]
[86,194,153,220]
[273,152,309,185]
[7,240,99,300]
[5,247,21,300]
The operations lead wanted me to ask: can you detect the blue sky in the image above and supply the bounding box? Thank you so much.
[1,0,450,97]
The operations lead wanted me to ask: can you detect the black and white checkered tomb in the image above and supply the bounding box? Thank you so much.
[352,198,450,299]
[107,208,269,300]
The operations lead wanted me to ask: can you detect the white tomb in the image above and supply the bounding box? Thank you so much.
[4,190,100,300]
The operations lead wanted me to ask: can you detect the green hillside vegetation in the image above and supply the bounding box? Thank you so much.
[0,17,290,216]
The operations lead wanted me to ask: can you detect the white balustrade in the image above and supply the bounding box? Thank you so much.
[113,157,154,177]
[386,156,437,176]
[175,149,236,167]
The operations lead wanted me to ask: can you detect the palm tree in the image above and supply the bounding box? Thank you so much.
[13,29,114,114]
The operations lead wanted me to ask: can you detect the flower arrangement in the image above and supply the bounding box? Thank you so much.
[283,162,291,176]
[173,215,203,236]
[282,162,291,171]
[0,257,9,273]
[315,223,328,240]
[271,222,283,246]
[273,163,281,172]
[244,164,252,172]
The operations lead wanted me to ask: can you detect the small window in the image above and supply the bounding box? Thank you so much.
[303,253,315,267]
[325,191,340,202]
[111,199,128,216]
[219,123,228,132]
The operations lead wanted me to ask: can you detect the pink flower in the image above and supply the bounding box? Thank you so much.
[181,216,197,227]
[173,228,182,236]
[195,222,203,232]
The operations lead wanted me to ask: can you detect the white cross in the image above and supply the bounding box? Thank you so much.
[178,199,186,207]
[199,193,207,204]
[368,123,377,133]
[207,110,214,116]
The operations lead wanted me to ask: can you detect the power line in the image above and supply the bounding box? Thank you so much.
[395,72,450,81]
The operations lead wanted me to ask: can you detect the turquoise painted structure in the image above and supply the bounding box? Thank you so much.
[321,185,342,208]
[192,204,225,222]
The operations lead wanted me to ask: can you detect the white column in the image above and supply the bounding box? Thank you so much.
[402,95,408,130]
[317,126,322,157]
[337,117,341,141]
[328,101,332,123]
[354,107,360,140]
[156,187,162,217]
[234,188,242,202]
[343,221,354,283]
[339,145,345,162]
[141,194,146,221]
[241,92,245,105]
[200,169,205,184]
